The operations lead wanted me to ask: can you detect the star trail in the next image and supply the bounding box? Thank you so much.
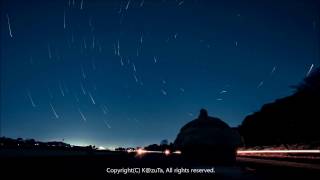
[1,0,319,148]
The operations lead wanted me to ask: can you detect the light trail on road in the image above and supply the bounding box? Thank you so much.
[237,150,320,154]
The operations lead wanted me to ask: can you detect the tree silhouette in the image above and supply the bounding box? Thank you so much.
[295,67,320,94]
[239,67,320,147]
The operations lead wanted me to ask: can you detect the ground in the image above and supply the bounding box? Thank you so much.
[1,149,320,179]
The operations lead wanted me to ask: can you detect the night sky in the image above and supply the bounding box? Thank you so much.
[1,0,319,148]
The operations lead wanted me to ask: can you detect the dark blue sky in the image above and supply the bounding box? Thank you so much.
[1,0,319,148]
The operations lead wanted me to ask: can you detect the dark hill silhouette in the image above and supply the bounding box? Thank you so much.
[239,68,320,147]
[174,109,241,164]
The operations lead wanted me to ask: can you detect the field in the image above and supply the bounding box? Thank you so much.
[1,148,320,179]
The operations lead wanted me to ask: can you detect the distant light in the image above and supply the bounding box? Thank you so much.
[127,149,134,153]
[164,149,170,156]
[137,148,146,155]
[98,146,106,150]
[173,150,182,154]
[237,150,320,154]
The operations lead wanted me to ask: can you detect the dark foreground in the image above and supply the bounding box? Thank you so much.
[1,150,320,179]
